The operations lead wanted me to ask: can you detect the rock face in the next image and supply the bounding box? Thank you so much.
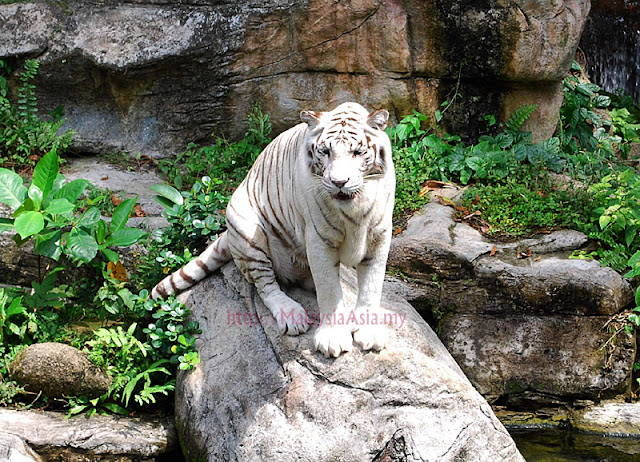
[10,342,112,399]
[388,196,635,406]
[0,0,589,157]
[175,263,525,461]
[580,0,640,102]
[0,409,177,462]
[0,432,44,462]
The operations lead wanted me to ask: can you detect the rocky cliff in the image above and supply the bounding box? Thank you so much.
[0,0,590,156]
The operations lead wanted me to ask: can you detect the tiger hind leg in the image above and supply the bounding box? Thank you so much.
[151,231,231,300]
[227,225,309,336]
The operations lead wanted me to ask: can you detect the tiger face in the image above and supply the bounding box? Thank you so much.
[301,103,389,202]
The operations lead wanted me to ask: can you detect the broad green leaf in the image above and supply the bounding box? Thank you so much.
[31,149,59,200]
[0,168,27,209]
[118,288,135,309]
[459,168,472,185]
[54,179,89,203]
[625,227,637,247]
[105,228,146,247]
[67,231,98,263]
[101,248,119,263]
[12,198,36,217]
[0,217,13,233]
[636,286,640,308]
[45,198,75,216]
[95,219,108,244]
[152,195,177,211]
[150,184,183,206]
[110,198,137,232]
[6,296,25,318]
[599,215,611,230]
[77,207,101,228]
[101,402,129,415]
[27,184,43,211]
[35,230,63,260]
[14,211,44,238]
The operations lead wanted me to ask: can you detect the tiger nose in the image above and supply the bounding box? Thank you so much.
[332,178,348,188]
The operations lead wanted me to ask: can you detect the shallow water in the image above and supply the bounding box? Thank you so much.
[510,427,640,462]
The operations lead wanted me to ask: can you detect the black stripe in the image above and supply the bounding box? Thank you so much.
[195,259,213,273]
[340,210,357,225]
[309,215,338,249]
[226,220,270,257]
[313,196,343,236]
[156,284,168,298]
[169,274,178,292]
[179,268,195,284]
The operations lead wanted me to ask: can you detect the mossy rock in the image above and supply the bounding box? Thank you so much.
[9,342,111,399]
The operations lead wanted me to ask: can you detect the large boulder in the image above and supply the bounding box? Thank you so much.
[10,342,112,399]
[0,0,590,156]
[388,197,635,405]
[174,263,525,461]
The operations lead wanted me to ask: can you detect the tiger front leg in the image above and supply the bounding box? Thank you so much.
[352,232,392,351]
[306,231,354,358]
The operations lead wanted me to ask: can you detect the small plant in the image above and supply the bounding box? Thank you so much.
[0,289,27,346]
[0,59,73,170]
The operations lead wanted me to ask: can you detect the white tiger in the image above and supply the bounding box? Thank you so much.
[152,102,395,357]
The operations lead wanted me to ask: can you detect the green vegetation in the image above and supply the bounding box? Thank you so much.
[3,56,640,411]
[389,62,640,276]
[0,60,72,171]
[0,60,199,416]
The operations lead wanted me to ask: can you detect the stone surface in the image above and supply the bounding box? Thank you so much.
[0,432,44,462]
[63,157,167,219]
[573,402,640,437]
[388,201,636,404]
[0,409,177,461]
[175,263,525,461]
[9,343,112,399]
[441,315,634,404]
[0,0,590,156]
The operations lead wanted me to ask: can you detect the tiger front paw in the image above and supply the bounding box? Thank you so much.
[353,319,388,352]
[275,300,310,336]
[314,324,354,358]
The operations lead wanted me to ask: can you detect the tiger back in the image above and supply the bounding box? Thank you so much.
[152,102,395,358]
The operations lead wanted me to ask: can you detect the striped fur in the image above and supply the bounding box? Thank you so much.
[151,102,395,357]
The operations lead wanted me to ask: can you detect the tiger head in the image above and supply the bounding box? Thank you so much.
[301,102,391,202]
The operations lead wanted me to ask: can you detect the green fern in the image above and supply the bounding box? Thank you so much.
[18,60,39,122]
[505,104,537,132]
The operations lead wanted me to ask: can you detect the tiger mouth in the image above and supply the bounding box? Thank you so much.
[333,192,354,201]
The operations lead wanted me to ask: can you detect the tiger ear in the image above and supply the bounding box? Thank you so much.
[367,109,389,131]
[300,110,322,129]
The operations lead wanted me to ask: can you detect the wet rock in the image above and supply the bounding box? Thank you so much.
[0,0,589,156]
[388,201,635,404]
[572,402,640,437]
[10,343,111,399]
[174,263,525,461]
[0,409,176,462]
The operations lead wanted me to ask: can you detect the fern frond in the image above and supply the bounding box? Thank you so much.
[505,104,537,132]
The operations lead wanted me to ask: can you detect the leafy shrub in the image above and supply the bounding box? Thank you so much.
[0,59,73,170]
[0,149,146,265]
